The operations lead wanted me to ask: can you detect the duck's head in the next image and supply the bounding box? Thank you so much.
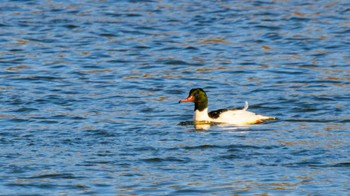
[179,88,208,111]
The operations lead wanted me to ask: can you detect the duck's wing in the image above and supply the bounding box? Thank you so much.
[208,108,240,119]
[208,109,228,119]
[209,102,249,119]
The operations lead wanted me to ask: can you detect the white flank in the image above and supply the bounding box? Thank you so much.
[193,101,274,125]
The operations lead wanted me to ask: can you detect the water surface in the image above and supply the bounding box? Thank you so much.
[0,0,349,195]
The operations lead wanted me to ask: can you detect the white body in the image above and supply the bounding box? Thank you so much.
[194,102,272,125]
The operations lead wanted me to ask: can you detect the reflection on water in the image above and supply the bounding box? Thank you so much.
[0,0,349,195]
[178,121,213,130]
[178,120,274,131]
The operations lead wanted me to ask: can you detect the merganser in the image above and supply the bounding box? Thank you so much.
[179,88,275,125]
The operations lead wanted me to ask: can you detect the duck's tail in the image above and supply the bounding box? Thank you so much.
[243,101,277,123]
[259,115,277,120]
[243,101,249,111]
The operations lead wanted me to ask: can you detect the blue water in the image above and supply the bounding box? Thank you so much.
[0,0,349,195]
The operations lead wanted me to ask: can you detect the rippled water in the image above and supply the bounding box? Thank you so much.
[0,0,349,195]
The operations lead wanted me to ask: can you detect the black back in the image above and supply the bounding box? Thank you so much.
[208,108,240,119]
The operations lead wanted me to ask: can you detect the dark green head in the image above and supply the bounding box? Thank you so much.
[179,88,208,111]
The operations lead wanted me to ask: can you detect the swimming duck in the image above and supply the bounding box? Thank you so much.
[179,88,275,125]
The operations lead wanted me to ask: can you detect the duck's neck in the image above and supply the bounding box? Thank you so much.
[194,100,208,112]
[194,108,211,122]
[194,97,209,121]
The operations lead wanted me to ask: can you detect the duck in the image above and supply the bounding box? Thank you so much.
[179,88,275,125]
